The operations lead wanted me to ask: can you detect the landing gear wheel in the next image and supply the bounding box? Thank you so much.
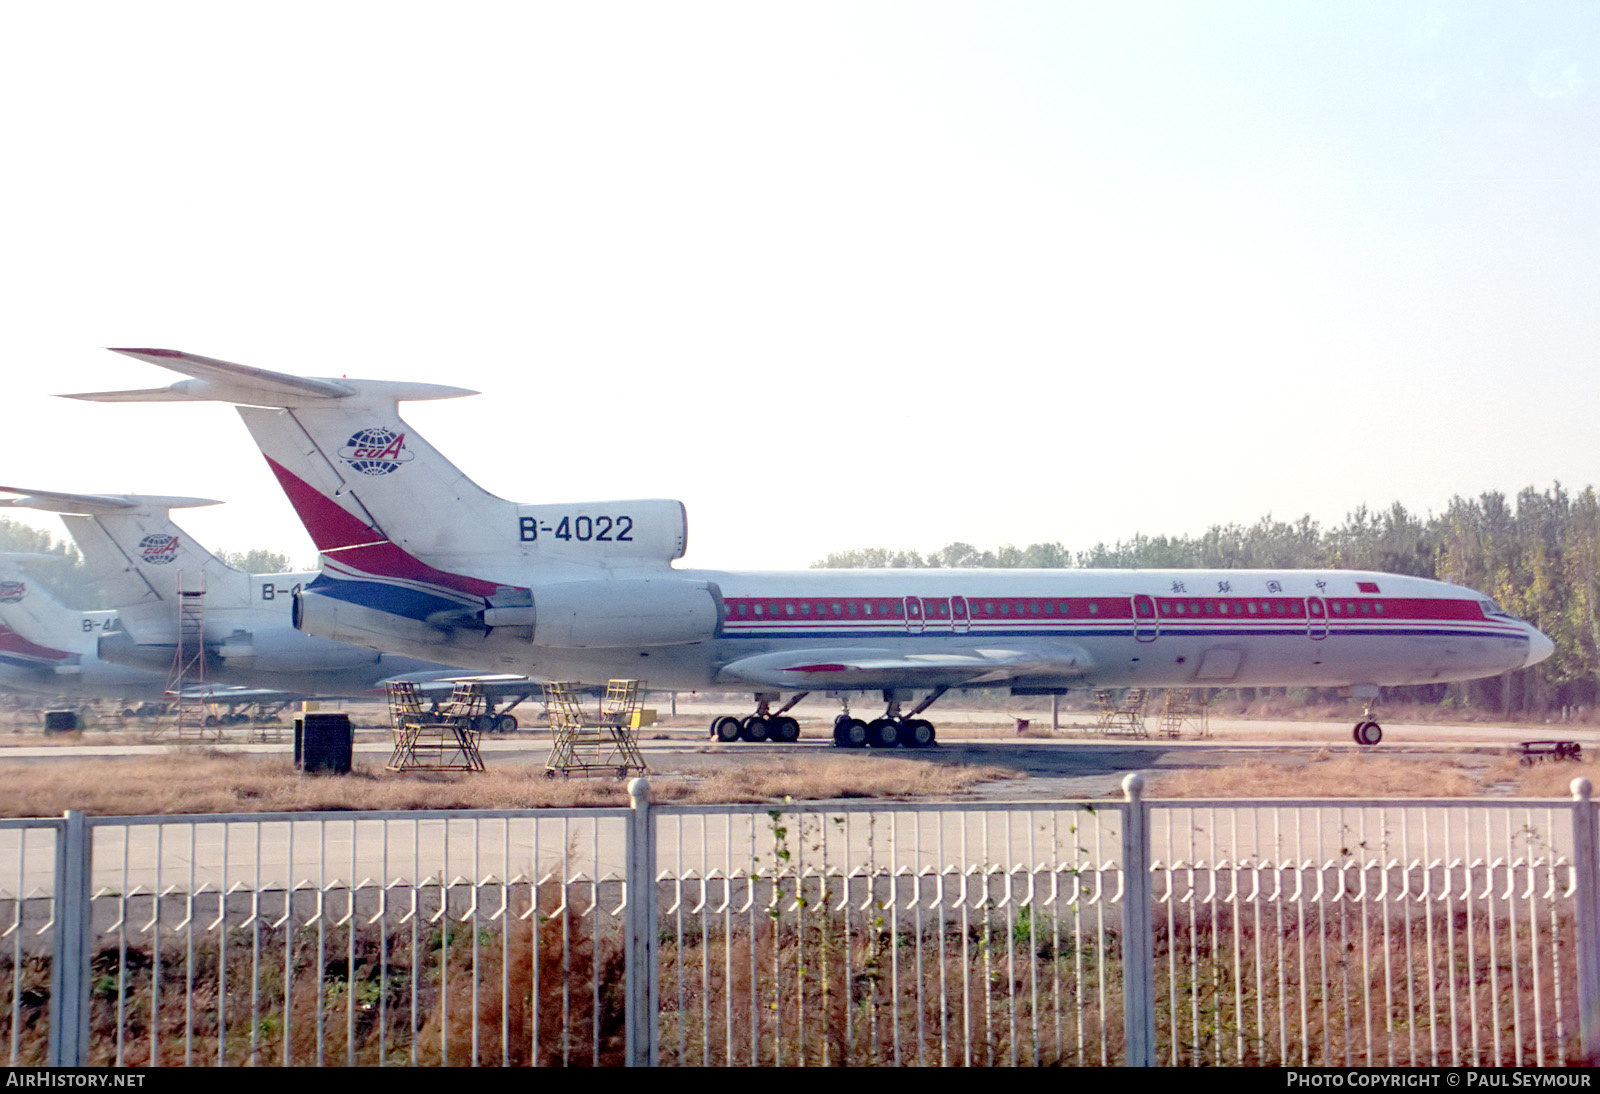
[770,715,800,743]
[495,713,518,733]
[1353,720,1382,746]
[901,719,936,749]
[472,714,497,733]
[712,715,742,743]
[835,717,868,748]
[866,718,900,748]
[740,715,771,742]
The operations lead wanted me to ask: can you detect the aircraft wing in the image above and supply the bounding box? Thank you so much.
[715,643,1094,690]
[178,685,303,704]
[377,673,537,704]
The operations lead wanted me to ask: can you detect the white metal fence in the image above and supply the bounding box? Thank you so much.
[4,777,1597,1066]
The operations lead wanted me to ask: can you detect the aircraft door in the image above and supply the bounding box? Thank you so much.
[904,596,925,634]
[1131,594,1159,643]
[951,596,971,634]
[1306,596,1329,640]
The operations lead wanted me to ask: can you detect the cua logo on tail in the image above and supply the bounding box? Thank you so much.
[139,534,179,565]
[338,428,414,476]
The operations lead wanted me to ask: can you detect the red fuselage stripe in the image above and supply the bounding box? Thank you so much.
[719,595,1497,626]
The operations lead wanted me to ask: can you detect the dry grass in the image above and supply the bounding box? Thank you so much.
[3,728,1595,819]
[0,751,1021,819]
[1146,751,1485,800]
[679,753,1019,803]
[1482,754,1600,799]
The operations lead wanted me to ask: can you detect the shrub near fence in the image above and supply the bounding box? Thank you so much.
[3,779,1597,1067]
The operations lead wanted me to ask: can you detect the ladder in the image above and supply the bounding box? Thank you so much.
[162,571,214,738]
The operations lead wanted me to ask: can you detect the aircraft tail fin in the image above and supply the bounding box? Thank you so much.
[67,350,691,595]
[0,554,104,664]
[0,486,249,630]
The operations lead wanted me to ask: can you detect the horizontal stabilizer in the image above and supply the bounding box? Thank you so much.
[0,485,222,515]
[0,553,69,566]
[59,349,478,407]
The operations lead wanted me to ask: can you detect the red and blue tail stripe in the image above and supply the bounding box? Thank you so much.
[265,457,521,621]
[0,625,73,670]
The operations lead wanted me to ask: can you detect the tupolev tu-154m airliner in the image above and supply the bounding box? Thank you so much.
[65,349,1555,749]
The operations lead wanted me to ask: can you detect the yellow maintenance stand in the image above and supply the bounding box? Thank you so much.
[542,679,649,778]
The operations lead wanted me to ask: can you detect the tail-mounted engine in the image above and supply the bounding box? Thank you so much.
[483,577,721,648]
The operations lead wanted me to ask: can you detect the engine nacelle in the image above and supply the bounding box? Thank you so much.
[509,578,721,648]
[98,630,182,673]
[217,627,381,673]
[293,586,452,655]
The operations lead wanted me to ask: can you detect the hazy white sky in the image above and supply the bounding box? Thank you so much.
[4,2,1597,572]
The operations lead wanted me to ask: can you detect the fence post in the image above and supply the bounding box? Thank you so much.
[1572,778,1599,1064]
[47,810,90,1067]
[1121,774,1155,1066]
[625,778,659,1066]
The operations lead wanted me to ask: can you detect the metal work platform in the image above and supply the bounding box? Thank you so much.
[1094,688,1148,738]
[542,679,648,778]
[385,681,486,772]
[1158,688,1211,738]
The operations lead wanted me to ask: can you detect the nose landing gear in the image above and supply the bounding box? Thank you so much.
[1352,700,1383,746]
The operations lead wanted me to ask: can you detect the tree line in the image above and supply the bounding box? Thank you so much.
[815,484,1600,717]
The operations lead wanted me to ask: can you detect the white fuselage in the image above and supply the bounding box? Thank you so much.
[299,564,1544,694]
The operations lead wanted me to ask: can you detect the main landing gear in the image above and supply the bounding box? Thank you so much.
[1352,699,1383,746]
[709,693,806,744]
[831,688,945,750]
